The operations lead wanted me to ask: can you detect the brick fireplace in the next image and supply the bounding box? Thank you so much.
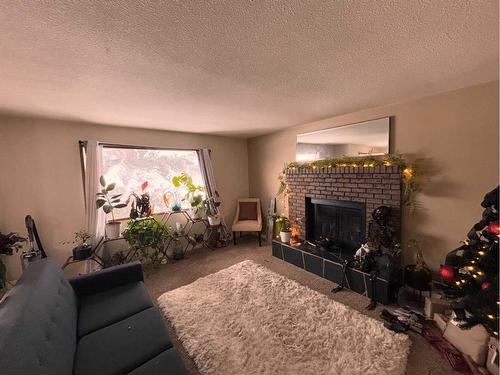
[286,165,402,242]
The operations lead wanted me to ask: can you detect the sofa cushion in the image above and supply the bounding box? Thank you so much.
[74,307,172,375]
[0,258,78,375]
[77,281,153,338]
[127,348,187,375]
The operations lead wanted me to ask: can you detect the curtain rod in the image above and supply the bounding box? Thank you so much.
[79,140,209,153]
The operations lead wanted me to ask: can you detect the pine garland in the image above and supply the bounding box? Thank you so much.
[278,153,419,211]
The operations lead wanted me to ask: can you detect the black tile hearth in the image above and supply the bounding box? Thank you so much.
[273,240,392,304]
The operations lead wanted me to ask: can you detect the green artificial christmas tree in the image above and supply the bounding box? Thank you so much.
[440,186,499,337]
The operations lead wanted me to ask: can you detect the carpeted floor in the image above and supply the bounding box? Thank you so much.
[145,237,460,375]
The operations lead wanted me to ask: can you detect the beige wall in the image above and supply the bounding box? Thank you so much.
[0,81,497,279]
[0,116,249,279]
[248,81,499,270]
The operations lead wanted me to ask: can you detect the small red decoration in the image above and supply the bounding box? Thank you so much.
[439,265,455,282]
[141,181,148,191]
[481,282,491,290]
[487,222,500,235]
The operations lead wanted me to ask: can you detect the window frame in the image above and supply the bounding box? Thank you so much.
[79,141,209,221]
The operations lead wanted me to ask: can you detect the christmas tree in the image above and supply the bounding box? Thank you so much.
[440,186,499,337]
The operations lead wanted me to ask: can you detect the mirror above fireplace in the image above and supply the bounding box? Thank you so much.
[296,117,390,162]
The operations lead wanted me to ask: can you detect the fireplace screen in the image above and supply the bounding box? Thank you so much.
[306,198,366,246]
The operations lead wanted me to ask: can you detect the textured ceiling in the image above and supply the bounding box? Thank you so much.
[0,1,498,137]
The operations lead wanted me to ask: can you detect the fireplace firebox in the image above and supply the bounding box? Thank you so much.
[305,198,366,244]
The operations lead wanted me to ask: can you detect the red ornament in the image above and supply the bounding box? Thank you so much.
[488,222,500,235]
[439,265,455,282]
[482,282,491,290]
[141,181,148,192]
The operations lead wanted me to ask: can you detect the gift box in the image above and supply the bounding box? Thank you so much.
[443,318,490,366]
[434,313,449,332]
[424,295,452,319]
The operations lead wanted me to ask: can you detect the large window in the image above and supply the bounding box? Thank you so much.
[102,146,205,219]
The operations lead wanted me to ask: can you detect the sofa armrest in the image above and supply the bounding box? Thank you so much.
[69,261,144,298]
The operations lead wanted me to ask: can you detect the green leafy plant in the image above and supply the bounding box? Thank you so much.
[203,191,221,217]
[122,218,172,264]
[0,232,26,290]
[407,238,427,271]
[172,173,205,212]
[62,230,93,246]
[275,216,291,233]
[95,176,127,222]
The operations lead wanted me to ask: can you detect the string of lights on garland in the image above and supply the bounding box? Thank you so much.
[277,153,418,211]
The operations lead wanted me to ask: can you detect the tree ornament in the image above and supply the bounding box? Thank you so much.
[439,265,455,282]
[487,222,500,236]
[481,282,491,290]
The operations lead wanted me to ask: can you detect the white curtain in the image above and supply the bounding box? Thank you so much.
[84,141,105,270]
[197,149,231,240]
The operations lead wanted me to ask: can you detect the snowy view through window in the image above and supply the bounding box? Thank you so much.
[102,148,205,219]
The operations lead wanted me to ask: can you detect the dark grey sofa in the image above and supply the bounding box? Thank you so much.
[0,258,187,375]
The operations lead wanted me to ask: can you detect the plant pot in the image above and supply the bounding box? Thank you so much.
[208,215,221,226]
[72,244,92,261]
[172,240,184,260]
[106,222,121,239]
[280,231,291,244]
[404,264,432,291]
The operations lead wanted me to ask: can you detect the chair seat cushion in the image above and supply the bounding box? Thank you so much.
[77,281,153,338]
[127,348,187,375]
[232,220,262,232]
[74,307,172,375]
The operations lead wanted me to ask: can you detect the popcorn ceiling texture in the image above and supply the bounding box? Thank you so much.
[0,1,498,136]
[158,260,410,375]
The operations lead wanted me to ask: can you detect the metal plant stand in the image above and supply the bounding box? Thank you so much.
[158,209,215,262]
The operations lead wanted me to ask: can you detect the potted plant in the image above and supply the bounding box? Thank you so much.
[277,216,292,244]
[203,191,222,226]
[404,238,432,291]
[62,230,93,261]
[171,173,205,218]
[127,181,152,219]
[95,176,128,239]
[122,218,172,264]
[0,232,26,290]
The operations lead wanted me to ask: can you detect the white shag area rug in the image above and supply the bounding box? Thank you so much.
[158,260,410,375]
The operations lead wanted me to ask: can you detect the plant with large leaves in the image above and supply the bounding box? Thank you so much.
[172,172,205,213]
[95,176,127,223]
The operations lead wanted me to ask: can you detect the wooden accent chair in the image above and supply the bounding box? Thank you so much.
[232,198,262,246]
